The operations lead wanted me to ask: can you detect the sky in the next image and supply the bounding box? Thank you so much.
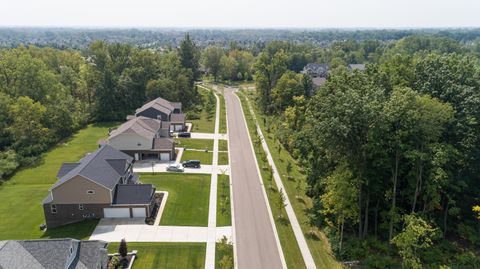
[0,0,479,28]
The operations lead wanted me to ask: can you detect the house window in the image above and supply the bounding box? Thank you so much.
[137,142,142,146]
[86,190,95,194]
[79,204,84,210]
[69,247,73,254]
[51,204,57,214]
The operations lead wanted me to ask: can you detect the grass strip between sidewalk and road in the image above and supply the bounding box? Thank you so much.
[216,175,231,227]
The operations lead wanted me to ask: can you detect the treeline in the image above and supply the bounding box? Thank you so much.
[2,28,480,50]
[254,36,480,268]
[0,35,200,180]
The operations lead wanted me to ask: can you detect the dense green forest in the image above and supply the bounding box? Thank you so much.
[0,29,479,268]
[0,34,200,179]
[254,36,480,267]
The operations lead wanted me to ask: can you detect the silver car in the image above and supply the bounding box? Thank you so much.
[166,163,185,172]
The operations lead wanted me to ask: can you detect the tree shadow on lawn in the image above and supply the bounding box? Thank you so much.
[41,219,99,240]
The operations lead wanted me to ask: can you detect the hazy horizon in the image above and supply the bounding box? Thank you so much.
[2,0,479,28]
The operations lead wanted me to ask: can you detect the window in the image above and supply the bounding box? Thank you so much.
[51,204,57,214]
[86,190,95,194]
[137,142,142,146]
[79,204,84,210]
[69,247,73,254]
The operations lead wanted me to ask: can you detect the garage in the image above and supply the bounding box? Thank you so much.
[160,153,170,161]
[174,124,184,131]
[103,208,130,218]
[132,208,147,218]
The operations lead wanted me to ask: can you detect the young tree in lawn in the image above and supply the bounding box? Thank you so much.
[119,238,128,259]
[276,188,287,219]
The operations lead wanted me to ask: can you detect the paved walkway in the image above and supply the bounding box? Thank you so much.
[187,132,228,140]
[244,95,317,268]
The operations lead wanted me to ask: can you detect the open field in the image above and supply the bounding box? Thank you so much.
[181,150,213,165]
[189,88,216,133]
[0,123,116,240]
[108,242,206,269]
[140,173,211,226]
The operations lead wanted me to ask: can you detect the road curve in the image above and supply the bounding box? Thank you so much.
[224,87,284,269]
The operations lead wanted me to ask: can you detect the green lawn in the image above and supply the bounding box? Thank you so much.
[108,242,206,269]
[219,140,228,151]
[219,92,227,134]
[141,174,210,226]
[239,91,342,269]
[188,88,216,133]
[181,150,213,165]
[0,123,116,240]
[216,175,231,227]
[175,138,213,151]
[218,152,229,165]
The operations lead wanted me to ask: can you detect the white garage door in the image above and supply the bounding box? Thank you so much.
[103,208,130,218]
[132,208,147,218]
[160,153,170,161]
[174,125,183,131]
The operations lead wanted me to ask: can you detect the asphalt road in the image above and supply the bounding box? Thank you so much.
[224,87,284,269]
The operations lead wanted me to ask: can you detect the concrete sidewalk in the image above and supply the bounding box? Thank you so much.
[188,132,228,140]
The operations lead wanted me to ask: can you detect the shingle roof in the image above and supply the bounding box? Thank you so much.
[170,113,185,124]
[109,116,160,140]
[153,138,174,150]
[135,97,175,115]
[56,163,80,179]
[0,239,108,269]
[51,145,133,191]
[113,184,155,205]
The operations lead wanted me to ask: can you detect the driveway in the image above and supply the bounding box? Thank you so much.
[182,132,228,140]
[224,87,285,268]
[133,162,230,175]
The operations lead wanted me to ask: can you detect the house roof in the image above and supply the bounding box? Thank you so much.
[50,145,133,191]
[135,97,175,115]
[56,163,80,179]
[171,102,182,110]
[153,138,174,150]
[0,239,108,269]
[312,77,327,87]
[113,184,155,205]
[170,113,185,124]
[109,117,160,141]
[348,64,366,71]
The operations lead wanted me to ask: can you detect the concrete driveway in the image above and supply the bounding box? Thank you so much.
[133,162,230,175]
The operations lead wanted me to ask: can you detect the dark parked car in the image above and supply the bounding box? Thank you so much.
[177,132,191,138]
[182,160,201,168]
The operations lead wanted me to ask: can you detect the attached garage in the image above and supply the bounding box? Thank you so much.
[159,153,170,161]
[103,208,130,218]
[132,208,147,218]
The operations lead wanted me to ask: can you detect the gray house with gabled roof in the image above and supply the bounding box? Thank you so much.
[107,116,175,161]
[0,238,108,269]
[43,145,156,228]
[134,97,185,132]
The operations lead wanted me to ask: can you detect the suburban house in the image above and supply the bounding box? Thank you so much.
[0,238,108,269]
[302,63,330,78]
[134,97,185,132]
[42,145,156,228]
[107,116,175,161]
[348,63,366,71]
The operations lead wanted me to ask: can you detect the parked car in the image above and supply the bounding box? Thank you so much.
[182,160,201,168]
[166,163,185,172]
[177,132,191,138]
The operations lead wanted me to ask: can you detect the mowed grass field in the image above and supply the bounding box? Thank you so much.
[0,123,116,240]
[189,88,216,133]
[181,150,213,165]
[140,173,211,226]
[108,242,206,269]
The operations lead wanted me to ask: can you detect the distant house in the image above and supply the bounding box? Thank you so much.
[43,145,156,228]
[348,64,366,71]
[107,116,175,161]
[0,238,108,269]
[302,63,330,78]
[134,97,185,132]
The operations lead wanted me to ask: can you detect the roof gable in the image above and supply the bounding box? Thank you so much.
[135,97,175,115]
[109,117,160,140]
